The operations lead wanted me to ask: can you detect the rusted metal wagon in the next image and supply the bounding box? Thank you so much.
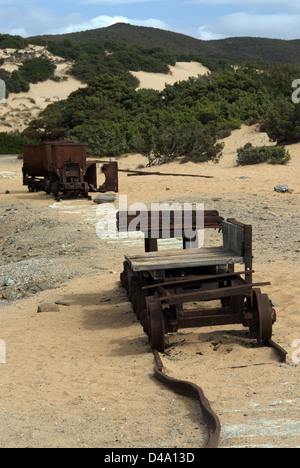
[22,144,48,192]
[119,210,286,361]
[86,160,119,194]
[46,141,89,197]
[22,141,119,198]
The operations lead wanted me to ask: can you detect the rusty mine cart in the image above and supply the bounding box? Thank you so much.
[118,209,287,361]
[22,141,119,198]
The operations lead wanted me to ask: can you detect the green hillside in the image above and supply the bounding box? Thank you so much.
[30,23,300,65]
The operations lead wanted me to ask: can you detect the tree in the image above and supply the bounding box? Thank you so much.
[133,121,224,166]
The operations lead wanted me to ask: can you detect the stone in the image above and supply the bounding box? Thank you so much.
[37,302,59,313]
[3,278,15,287]
[2,287,18,301]
[274,185,290,193]
[93,194,117,204]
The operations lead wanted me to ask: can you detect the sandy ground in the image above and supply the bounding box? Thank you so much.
[131,62,210,91]
[0,46,87,133]
[0,124,299,448]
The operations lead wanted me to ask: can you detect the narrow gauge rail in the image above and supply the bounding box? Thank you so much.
[118,209,287,448]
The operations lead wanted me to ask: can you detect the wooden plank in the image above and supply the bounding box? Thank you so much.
[130,259,244,272]
[125,246,225,261]
[129,252,244,271]
[117,211,223,233]
[128,250,244,265]
[222,220,245,256]
[117,210,220,220]
[131,251,243,265]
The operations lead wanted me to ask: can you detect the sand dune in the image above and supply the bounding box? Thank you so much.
[0,56,208,133]
[131,61,210,91]
[0,46,87,133]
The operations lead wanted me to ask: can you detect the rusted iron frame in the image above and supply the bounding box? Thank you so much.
[226,219,253,284]
[85,160,119,193]
[118,168,214,178]
[142,270,255,291]
[153,350,221,449]
[153,283,254,305]
[50,143,87,194]
[60,162,85,191]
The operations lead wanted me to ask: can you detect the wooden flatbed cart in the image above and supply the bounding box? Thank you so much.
[119,210,285,358]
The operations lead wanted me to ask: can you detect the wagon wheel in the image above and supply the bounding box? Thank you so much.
[251,288,274,345]
[83,182,89,198]
[148,300,165,352]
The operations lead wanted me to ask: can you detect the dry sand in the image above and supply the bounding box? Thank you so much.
[131,62,210,91]
[0,123,299,448]
[0,46,87,133]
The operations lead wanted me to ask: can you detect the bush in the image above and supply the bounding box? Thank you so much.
[265,98,300,144]
[0,34,27,49]
[236,145,291,165]
[133,121,224,166]
[70,120,130,156]
[18,58,56,84]
[0,132,38,154]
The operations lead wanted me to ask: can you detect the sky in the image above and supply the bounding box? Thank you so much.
[1,0,300,41]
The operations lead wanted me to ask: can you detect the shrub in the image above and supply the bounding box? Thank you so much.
[0,34,27,49]
[236,145,291,166]
[18,58,56,84]
[0,132,38,154]
[133,121,224,166]
[69,120,130,156]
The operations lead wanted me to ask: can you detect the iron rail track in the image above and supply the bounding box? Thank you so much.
[152,340,287,449]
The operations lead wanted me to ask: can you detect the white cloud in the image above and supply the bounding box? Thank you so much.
[48,15,170,35]
[198,12,300,40]
[190,0,300,8]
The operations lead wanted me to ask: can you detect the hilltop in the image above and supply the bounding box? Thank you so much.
[30,23,300,65]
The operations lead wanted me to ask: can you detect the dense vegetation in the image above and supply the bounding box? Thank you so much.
[18,57,56,84]
[0,133,37,154]
[31,23,300,65]
[0,68,30,95]
[1,30,300,160]
[0,34,28,50]
[0,57,56,97]
[36,36,231,78]
[21,63,300,162]
[237,146,291,166]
